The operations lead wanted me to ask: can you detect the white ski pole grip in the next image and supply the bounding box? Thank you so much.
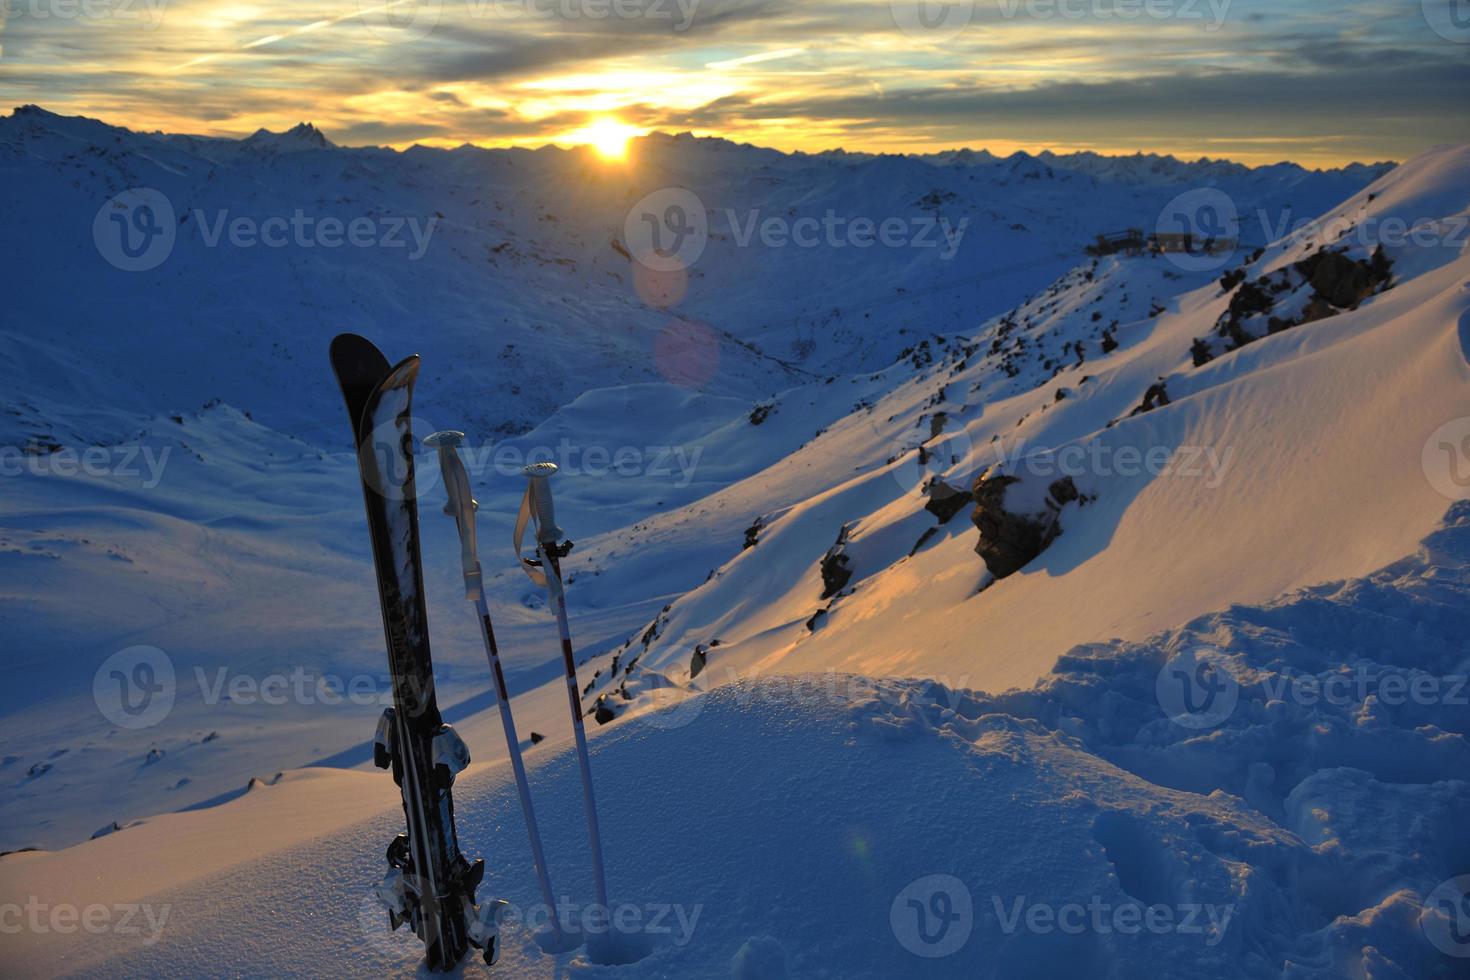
[522,461,564,543]
[424,431,481,600]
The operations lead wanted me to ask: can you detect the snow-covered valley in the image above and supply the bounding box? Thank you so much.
[1,107,1468,977]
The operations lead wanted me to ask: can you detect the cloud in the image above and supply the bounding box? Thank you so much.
[2,0,1464,164]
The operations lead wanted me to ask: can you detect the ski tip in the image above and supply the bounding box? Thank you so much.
[329,332,384,367]
[379,354,421,392]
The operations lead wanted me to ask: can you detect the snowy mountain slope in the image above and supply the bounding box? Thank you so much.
[579,144,1470,718]
[3,503,1466,978]
[1,108,1412,852]
[0,105,1391,442]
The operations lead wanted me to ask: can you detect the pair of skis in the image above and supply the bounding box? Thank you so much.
[331,334,608,971]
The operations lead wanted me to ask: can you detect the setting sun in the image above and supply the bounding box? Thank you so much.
[575,118,640,160]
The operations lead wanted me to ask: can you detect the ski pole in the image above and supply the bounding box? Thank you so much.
[516,462,610,914]
[424,431,566,948]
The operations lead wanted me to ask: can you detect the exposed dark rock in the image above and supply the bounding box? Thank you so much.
[743,517,765,549]
[1227,279,1274,321]
[1048,476,1080,507]
[529,731,545,745]
[969,471,1078,579]
[1191,338,1214,367]
[1296,247,1393,309]
[819,524,855,599]
[592,696,618,725]
[909,527,939,556]
[1129,380,1171,417]
[690,645,708,679]
[924,479,974,524]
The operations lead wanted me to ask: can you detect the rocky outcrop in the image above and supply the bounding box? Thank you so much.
[819,524,855,599]
[1299,246,1393,309]
[1129,380,1171,417]
[592,694,618,725]
[923,478,974,524]
[970,470,1079,579]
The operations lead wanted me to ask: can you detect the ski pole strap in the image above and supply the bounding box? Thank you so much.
[514,486,548,588]
[424,431,482,600]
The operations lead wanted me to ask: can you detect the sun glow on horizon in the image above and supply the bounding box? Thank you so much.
[571,118,641,160]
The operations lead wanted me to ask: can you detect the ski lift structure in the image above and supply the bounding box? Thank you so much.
[1086,227,1237,258]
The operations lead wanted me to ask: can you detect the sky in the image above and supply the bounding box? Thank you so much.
[0,0,1466,165]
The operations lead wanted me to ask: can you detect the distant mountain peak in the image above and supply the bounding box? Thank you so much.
[242,122,333,152]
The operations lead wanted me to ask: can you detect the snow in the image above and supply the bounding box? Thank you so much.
[1,107,1467,976]
[3,505,1466,977]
